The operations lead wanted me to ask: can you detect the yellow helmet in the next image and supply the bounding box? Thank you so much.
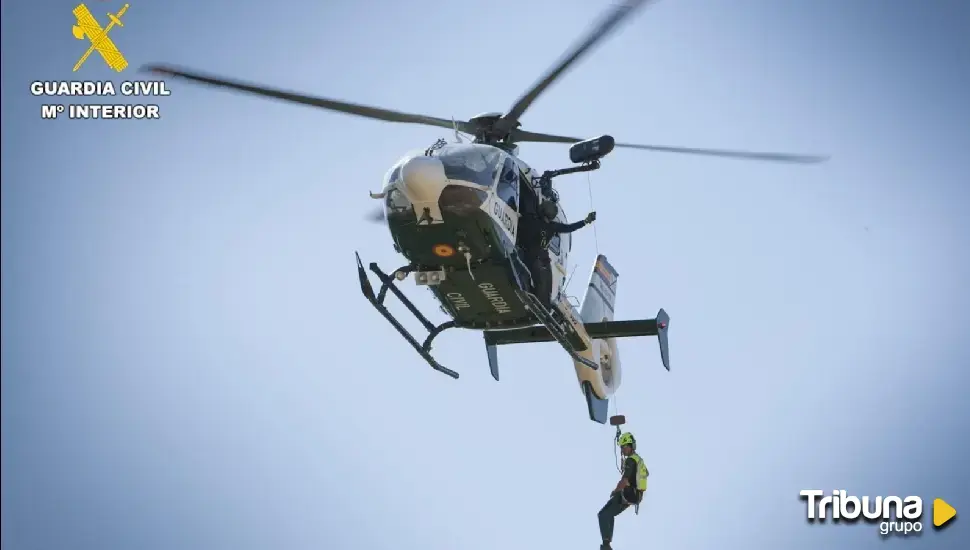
[617,432,636,448]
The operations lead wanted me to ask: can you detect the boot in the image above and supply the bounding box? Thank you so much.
[600,543,612,550]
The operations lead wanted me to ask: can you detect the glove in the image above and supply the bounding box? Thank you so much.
[585,212,597,224]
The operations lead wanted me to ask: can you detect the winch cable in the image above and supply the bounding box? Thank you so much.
[566,171,601,301]
[586,169,622,474]
[611,393,623,473]
[586,171,600,255]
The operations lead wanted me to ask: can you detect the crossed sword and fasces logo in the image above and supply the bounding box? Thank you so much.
[72,3,130,72]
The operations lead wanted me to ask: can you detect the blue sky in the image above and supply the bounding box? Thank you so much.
[3,1,968,549]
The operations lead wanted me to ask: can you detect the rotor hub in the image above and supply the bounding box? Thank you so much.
[469,112,503,127]
[468,112,520,144]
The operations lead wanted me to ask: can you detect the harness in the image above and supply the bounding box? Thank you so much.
[539,228,550,249]
[624,453,648,514]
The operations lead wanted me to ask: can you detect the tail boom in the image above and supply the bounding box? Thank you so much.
[481,254,670,424]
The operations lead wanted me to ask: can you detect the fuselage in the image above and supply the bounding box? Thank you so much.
[376,142,572,330]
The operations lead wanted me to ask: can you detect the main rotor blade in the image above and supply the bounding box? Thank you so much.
[493,0,654,134]
[143,64,474,133]
[614,142,829,163]
[511,129,829,164]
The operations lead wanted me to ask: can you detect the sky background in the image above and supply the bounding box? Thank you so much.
[2,1,969,549]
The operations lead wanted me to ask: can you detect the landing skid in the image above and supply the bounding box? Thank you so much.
[516,290,599,371]
[355,252,459,379]
[355,251,602,379]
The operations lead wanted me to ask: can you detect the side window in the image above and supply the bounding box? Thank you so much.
[549,234,561,256]
[385,188,411,213]
[518,175,538,215]
[496,158,519,211]
[552,209,569,255]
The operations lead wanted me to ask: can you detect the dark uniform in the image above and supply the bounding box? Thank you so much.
[517,209,589,305]
[597,456,644,544]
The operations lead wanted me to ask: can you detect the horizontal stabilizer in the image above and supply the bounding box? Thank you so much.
[482,309,671,370]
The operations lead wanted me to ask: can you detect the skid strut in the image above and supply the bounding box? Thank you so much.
[516,290,599,370]
[355,252,459,378]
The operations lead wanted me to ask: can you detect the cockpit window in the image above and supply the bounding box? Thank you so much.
[384,164,402,188]
[549,231,570,256]
[435,144,503,188]
[496,157,519,211]
[549,234,561,255]
[554,208,571,255]
[383,149,425,190]
[385,187,411,214]
[381,159,411,216]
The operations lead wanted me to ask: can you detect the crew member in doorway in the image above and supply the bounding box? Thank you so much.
[519,199,595,306]
[598,432,648,550]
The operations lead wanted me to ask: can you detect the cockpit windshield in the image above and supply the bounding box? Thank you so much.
[383,163,403,188]
[382,149,426,190]
[434,144,503,188]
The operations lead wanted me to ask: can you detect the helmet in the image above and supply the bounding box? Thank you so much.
[539,200,559,220]
[617,432,636,448]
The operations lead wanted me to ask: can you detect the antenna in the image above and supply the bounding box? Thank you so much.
[564,264,577,292]
[452,118,463,143]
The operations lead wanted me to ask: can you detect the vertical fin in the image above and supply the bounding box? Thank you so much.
[580,254,618,323]
[578,254,621,423]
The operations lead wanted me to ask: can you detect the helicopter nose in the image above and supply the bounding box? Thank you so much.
[400,155,447,203]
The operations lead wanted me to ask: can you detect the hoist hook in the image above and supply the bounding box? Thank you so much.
[610,414,626,442]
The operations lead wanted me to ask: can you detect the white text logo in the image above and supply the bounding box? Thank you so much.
[799,490,923,536]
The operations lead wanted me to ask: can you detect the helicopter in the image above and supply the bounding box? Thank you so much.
[144,0,827,424]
